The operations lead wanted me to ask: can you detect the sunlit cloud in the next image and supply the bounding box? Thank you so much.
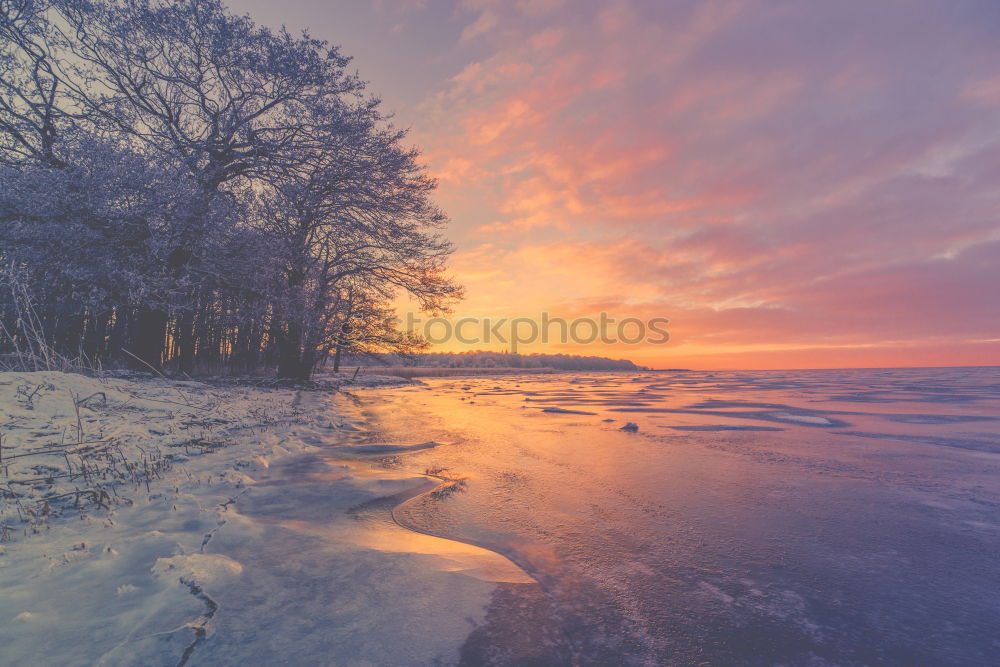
[232,0,1000,368]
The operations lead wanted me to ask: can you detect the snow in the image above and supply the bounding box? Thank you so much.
[0,370,525,665]
[769,412,834,425]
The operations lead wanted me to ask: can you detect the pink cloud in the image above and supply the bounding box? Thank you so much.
[407,0,1000,367]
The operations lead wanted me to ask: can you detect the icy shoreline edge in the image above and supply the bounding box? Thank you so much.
[0,370,521,665]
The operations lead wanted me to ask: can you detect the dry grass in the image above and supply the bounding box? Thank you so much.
[0,419,171,540]
[0,264,102,375]
[0,372,300,542]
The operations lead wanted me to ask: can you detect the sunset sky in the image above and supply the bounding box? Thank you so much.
[229,0,1000,369]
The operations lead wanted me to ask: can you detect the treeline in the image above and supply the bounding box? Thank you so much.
[0,0,459,380]
[349,351,647,371]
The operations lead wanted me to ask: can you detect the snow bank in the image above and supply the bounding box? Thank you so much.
[0,370,304,534]
[0,370,307,665]
[0,371,527,665]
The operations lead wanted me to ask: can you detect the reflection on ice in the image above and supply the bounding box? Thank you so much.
[357,367,1000,666]
[348,519,533,585]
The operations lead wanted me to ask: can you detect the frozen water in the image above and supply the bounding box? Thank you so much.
[357,367,1000,665]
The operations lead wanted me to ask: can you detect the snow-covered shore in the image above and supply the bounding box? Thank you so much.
[0,370,528,666]
[0,371,310,534]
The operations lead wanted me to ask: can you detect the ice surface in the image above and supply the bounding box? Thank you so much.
[361,367,1000,665]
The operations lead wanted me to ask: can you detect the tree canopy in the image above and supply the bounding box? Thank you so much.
[0,0,461,380]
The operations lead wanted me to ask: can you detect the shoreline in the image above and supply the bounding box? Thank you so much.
[7,368,998,664]
[0,370,537,665]
[345,370,1000,665]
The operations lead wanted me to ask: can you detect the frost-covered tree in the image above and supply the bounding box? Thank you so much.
[261,101,460,380]
[0,0,69,167]
[0,0,460,380]
[46,0,368,370]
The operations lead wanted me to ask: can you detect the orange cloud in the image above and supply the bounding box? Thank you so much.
[398,0,1000,369]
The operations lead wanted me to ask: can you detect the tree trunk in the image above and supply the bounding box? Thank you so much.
[176,308,197,374]
[298,348,315,383]
[129,307,168,372]
[276,322,303,380]
[332,339,343,373]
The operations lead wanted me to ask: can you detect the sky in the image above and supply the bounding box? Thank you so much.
[228,0,1000,369]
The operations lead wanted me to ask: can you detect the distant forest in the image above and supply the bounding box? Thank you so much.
[348,351,647,371]
[0,0,457,381]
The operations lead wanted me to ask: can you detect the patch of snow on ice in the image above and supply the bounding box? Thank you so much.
[771,412,833,425]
